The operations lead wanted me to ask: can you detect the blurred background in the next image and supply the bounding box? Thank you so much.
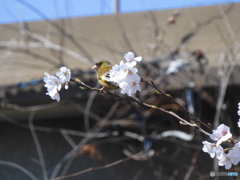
[0,0,240,179]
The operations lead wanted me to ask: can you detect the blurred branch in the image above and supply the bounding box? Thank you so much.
[155,130,193,141]
[173,4,234,55]
[52,151,143,180]
[60,101,120,177]
[0,111,117,138]
[57,19,66,65]
[0,46,58,66]
[28,111,48,180]
[84,90,98,131]
[184,151,199,180]
[115,16,136,54]
[0,160,38,180]
[60,129,77,149]
[16,0,94,63]
[50,99,119,179]
[141,78,212,131]
[0,38,90,64]
[213,42,240,128]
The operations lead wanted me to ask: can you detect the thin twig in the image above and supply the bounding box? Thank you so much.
[0,160,38,180]
[60,101,120,177]
[60,129,77,149]
[184,151,199,180]
[28,111,48,180]
[16,0,94,63]
[84,90,98,131]
[0,111,114,138]
[51,151,143,180]
[141,77,212,130]
[50,100,119,178]
[115,15,136,54]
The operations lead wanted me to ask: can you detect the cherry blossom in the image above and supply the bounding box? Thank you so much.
[232,142,240,163]
[44,67,71,101]
[202,141,217,158]
[210,124,232,145]
[238,102,240,115]
[214,145,224,158]
[46,86,60,102]
[237,103,240,127]
[124,52,142,66]
[118,73,141,96]
[202,141,223,158]
[218,150,239,169]
[56,66,71,89]
[43,72,61,101]
[108,54,142,96]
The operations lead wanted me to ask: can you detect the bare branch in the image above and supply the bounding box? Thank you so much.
[28,111,48,180]
[0,160,38,180]
[52,151,143,180]
[16,0,94,63]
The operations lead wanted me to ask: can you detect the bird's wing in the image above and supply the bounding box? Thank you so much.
[102,71,110,81]
[99,66,118,87]
[100,73,118,86]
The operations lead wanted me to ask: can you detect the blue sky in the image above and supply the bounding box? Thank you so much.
[0,0,240,24]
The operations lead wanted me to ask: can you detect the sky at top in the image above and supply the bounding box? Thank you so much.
[0,0,240,24]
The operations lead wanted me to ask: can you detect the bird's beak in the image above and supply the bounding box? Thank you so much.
[92,65,98,70]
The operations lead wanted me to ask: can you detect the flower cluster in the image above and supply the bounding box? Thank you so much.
[238,102,240,127]
[43,67,71,102]
[109,52,142,96]
[202,123,240,169]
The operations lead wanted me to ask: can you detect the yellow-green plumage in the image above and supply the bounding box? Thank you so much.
[93,61,119,90]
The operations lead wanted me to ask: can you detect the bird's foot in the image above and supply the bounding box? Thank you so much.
[99,87,105,93]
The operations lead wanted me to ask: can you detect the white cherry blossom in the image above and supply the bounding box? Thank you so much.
[109,61,128,83]
[43,72,61,101]
[218,150,239,169]
[202,141,223,158]
[109,59,141,96]
[215,145,224,158]
[46,86,60,102]
[124,52,142,66]
[238,102,240,115]
[118,73,141,96]
[237,102,240,127]
[232,142,240,163]
[202,141,217,158]
[56,67,71,89]
[210,124,232,145]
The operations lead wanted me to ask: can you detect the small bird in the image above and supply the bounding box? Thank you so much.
[92,61,119,91]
